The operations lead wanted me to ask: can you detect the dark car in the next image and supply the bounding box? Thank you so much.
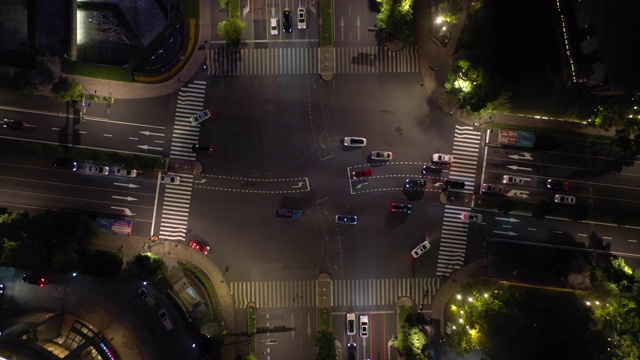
[3,119,26,130]
[276,209,302,218]
[347,342,356,360]
[352,169,373,180]
[391,202,412,213]
[23,272,46,287]
[336,215,357,224]
[422,165,443,175]
[547,179,570,191]
[53,159,78,171]
[405,179,427,190]
[282,10,293,33]
[443,179,465,190]
[192,144,213,154]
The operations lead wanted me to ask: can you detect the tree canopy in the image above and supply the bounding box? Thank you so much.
[375,0,416,45]
[51,76,83,103]
[314,329,337,360]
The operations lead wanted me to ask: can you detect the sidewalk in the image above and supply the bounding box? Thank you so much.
[72,1,212,100]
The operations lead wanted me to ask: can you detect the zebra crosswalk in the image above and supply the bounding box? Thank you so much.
[158,173,194,241]
[229,277,440,309]
[171,81,206,160]
[207,46,419,76]
[449,125,482,191]
[437,206,471,276]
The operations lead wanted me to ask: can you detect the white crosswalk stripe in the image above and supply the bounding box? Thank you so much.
[156,81,206,241]
[171,81,206,160]
[207,46,419,76]
[436,206,471,276]
[229,277,440,308]
[158,174,194,241]
[436,125,484,276]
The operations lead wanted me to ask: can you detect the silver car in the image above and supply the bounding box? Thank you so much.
[554,194,576,204]
[502,175,524,185]
[371,151,392,160]
[343,137,366,147]
[160,174,181,184]
[190,110,211,124]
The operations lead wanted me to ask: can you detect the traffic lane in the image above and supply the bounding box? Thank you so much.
[332,0,379,47]
[488,213,640,256]
[73,116,169,155]
[253,307,317,359]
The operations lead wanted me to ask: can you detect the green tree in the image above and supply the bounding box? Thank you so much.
[241,355,257,360]
[314,329,337,360]
[393,323,428,360]
[217,17,246,47]
[127,253,171,291]
[51,76,83,103]
[438,0,459,23]
[81,249,123,278]
[376,0,416,44]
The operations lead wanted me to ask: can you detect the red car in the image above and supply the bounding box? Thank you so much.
[189,240,210,255]
[352,169,373,180]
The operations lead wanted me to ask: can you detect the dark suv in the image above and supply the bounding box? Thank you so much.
[422,165,443,175]
[53,159,78,171]
[405,179,427,190]
[23,272,46,287]
[282,11,293,33]
[443,179,465,190]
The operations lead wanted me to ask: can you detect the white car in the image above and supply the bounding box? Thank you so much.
[343,137,366,147]
[161,175,181,184]
[115,168,137,177]
[190,110,211,124]
[158,308,174,331]
[297,7,306,29]
[461,212,483,223]
[481,184,503,194]
[502,175,524,185]
[359,314,369,338]
[371,151,392,160]
[346,313,356,335]
[411,239,431,258]
[88,165,109,175]
[432,153,453,164]
[554,194,576,204]
[270,17,279,36]
[138,287,156,306]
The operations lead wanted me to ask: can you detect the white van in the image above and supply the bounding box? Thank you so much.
[137,287,156,306]
[158,309,174,331]
[270,18,279,36]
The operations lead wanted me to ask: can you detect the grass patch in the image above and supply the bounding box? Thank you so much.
[320,0,333,46]
[62,60,134,82]
[181,263,223,333]
[180,0,200,20]
[317,307,332,331]
[247,304,257,354]
[397,305,414,324]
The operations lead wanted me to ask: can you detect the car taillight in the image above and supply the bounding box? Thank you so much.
[40,278,45,287]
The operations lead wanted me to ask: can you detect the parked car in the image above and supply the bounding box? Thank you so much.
[343,137,366,147]
[88,165,110,175]
[336,215,357,224]
[53,159,77,171]
[371,151,392,160]
[443,179,465,190]
[23,272,46,287]
[276,209,302,218]
[422,164,443,175]
[502,175,525,185]
[554,194,576,204]
[391,203,412,213]
[297,7,306,29]
[282,10,292,33]
[405,179,427,190]
[137,287,157,306]
[461,212,483,223]
[190,110,211,124]
[352,169,373,179]
[346,313,356,335]
[347,342,357,360]
[158,308,174,331]
[160,174,180,184]
[115,168,137,177]
[411,239,431,258]
[547,179,570,191]
[481,184,503,194]
[359,314,369,338]
[270,17,279,36]
[192,144,213,154]
[189,240,210,254]
[432,153,453,164]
